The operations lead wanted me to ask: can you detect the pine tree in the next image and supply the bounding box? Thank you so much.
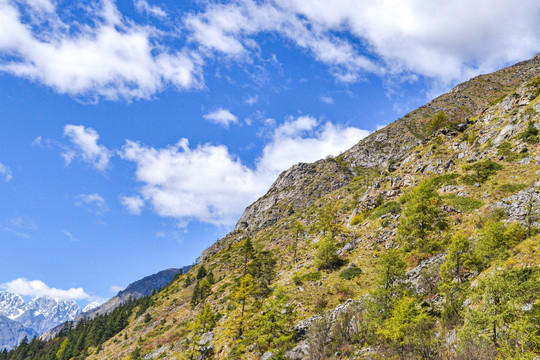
[247,250,276,296]
[241,238,255,275]
[190,281,201,307]
[231,274,258,338]
[397,180,447,253]
[374,248,407,318]
[291,221,306,264]
[196,265,207,280]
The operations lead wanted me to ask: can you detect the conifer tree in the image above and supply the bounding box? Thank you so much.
[291,221,306,264]
[397,180,447,253]
[231,274,258,338]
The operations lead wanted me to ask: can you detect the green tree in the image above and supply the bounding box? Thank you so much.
[196,265,207,280]
[317,200,344,238]
[245,289,295,354]
[247,250,277,296]
[291,221,306,264]
[241,238,255,275]
[378,295,436,359]
[230,274,258,338]
[397,179,447,253]
[374,248,407,318]
[440,232,471,324]
[474,221,526,269]
[464,267,539,351]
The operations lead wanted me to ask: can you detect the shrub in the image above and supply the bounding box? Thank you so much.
[497,142,519,161]
[430,173,460,187]
[461,160,502,184]
[445,195,484,213]
[370,201,401,219]
[498,183,527,193]
[339,265,362,280]
[426,111,447,134]
[517,120,538,144]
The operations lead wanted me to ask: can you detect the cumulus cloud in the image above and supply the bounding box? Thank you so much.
[120,116,368,225]
[1,278,90,301]
[63,125,112,171]
[0,162,12,182]
[76,193,109,214]
[120,195,145,215]
[0,0,201,100]
[203,108,239,127]
[2,0,538,99]
[120,138,266,225]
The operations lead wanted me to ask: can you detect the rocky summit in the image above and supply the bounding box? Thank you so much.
[3,54,540,359]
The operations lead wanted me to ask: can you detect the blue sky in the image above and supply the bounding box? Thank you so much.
[0,0,539,306]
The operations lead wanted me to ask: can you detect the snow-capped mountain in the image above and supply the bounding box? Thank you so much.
[0,290,81,350]
[82,301,100,313]
[0,291,25,320]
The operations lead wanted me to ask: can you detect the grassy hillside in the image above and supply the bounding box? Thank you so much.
[4,55,540,360]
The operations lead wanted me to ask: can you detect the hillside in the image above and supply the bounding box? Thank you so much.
[3,53,540,360]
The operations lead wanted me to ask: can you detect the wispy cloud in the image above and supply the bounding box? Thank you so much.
[62,230,79,242]
[120,195,144,215]
[320,95,334,104]
[0,163,13,182]
[1,278,90,301]
[76,193,109,215]
[133,0,166,18]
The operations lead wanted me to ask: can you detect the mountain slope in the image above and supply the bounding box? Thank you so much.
[4,53,540,360]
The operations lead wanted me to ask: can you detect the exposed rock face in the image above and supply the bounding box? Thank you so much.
[493,181,540,226]
[235,159,353,234]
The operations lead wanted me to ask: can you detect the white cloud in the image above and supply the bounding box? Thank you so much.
[0,0,538,99]
[133,0,166,18]
[120,115,368,226]
[63,125,112,171]
[120,138,266,225]
[108,285,125,293]
[320,95,334,104]
[62,230,79,242]
[0,162,12,182]
[120,195,144,215]
[1,278,90,301]
[185,0,540,85]
[76,193,109,214]
[0,0,201,100]
[203,108,239,127]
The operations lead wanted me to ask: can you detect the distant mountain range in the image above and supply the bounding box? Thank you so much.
[1,266,190,350]
[0,291,79,350]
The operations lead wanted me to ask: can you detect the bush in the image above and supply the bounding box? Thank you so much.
[370,201,401,219]
[445,195,484,212]
[498,183,527,193]
[430,173,460,187]
[461,160,502,184]
[314,236,344,270]
[517,120,539,144]
[497,142,519,161]
[426,111,447,134]
[339,265,362,280]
